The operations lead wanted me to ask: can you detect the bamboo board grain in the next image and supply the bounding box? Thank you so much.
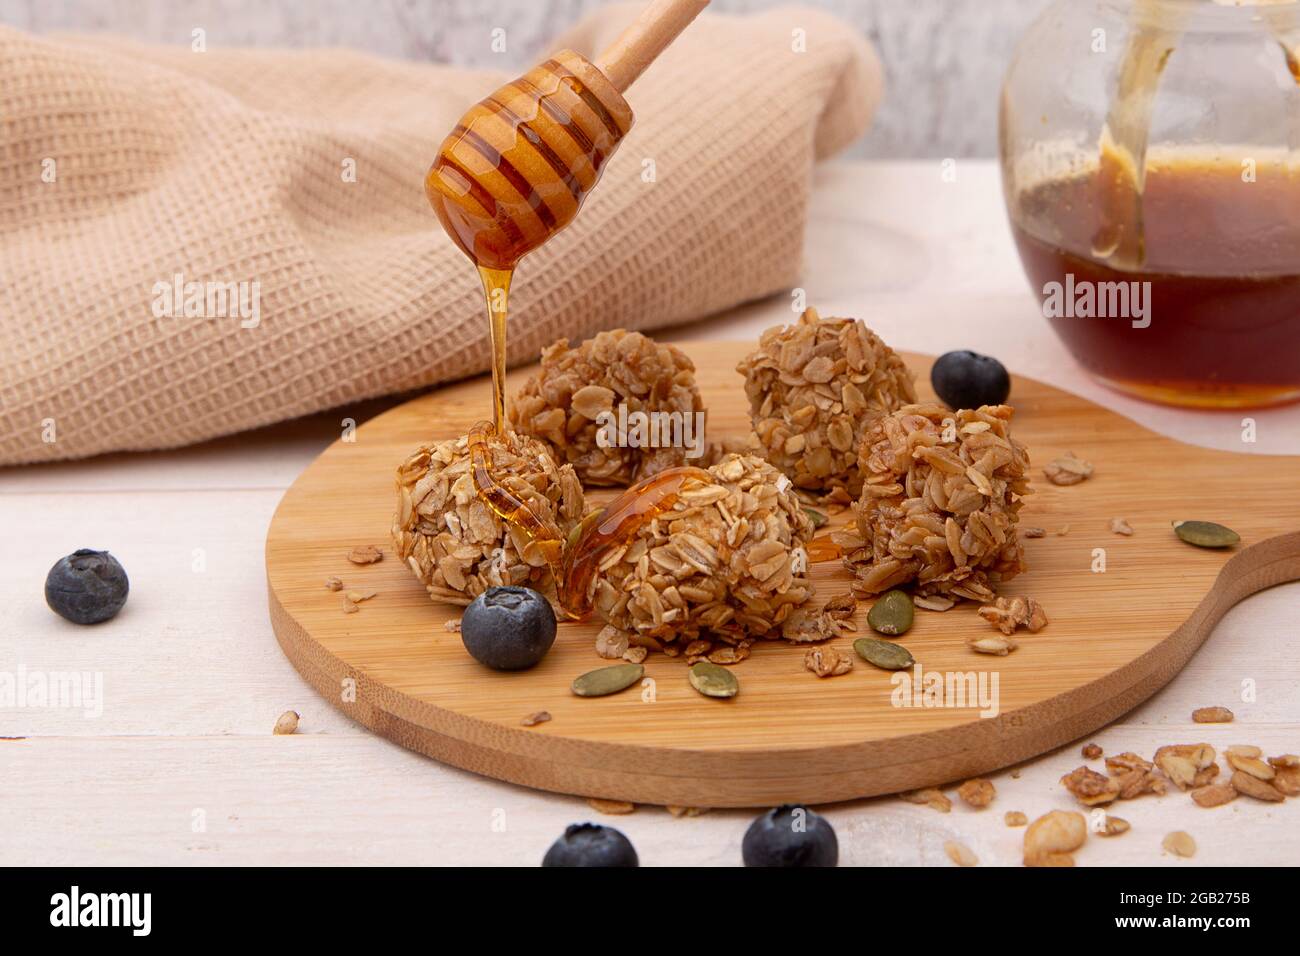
[265,343,1300,807]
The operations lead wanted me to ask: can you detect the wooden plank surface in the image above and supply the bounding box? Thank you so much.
[2,160,1298,864]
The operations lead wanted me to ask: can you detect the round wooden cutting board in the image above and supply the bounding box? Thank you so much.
[266,343,1300,807]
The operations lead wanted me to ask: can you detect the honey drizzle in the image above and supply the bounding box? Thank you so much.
[477,266,513,434]
[468,417,713,619]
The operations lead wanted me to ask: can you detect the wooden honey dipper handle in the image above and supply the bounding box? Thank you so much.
[594,0,710,93]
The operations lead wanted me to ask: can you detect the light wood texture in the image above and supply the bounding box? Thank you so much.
[6,161,1299,865]
[594,0,711,92]
[265,342,1300,807]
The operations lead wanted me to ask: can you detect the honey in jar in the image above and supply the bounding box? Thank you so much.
[1011,152,1300,408]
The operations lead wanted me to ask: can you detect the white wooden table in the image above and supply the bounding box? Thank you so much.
[3,160,1297,866]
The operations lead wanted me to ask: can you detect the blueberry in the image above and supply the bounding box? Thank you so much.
[44,549,129,625]
[542,823,638,867]
[460,585,556,670]
[742,804,838,867]
[930,350,1011,410]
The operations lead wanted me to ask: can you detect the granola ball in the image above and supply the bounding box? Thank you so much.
[590,454,816,656]
[393,431,584,605]
[736,307,917,498]
[838,403,1030,602]
[510,329,705,486]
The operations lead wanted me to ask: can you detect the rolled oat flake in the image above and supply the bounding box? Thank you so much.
[688,661,739,698]
[1172,520,1240,549]
[571,663,644,698]
[853,637,915,671]
[867,589,914,636]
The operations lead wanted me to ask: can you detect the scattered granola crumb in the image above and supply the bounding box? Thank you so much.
[1230,771,1284,802]
[957,778,996,809]
[901,788,952,813]
[1155,743,1217,791]
[587,798,636,815]
[444,619,462,633]
[1109,517,1134,535]
[1022,526,1047,538]
[978,595,1048,635]
[1061,765,1120,806]
[1023,810,1086,867]
[1082,742,1103,760]
[1043,452,1093,486]
[1056,525,1070,536]
[1099,815,1130,836]
[1162,831,1196,858]
[520,711,551,728]
[804,645,854,678]
[1270,762,1300,796]
[622,646,648,664]
[1224,751,1274,780]
[968,634,1018,656]
[347,545,383,565]
[273,710,299,735]
[1191,784,1237,808]
[342,597,359,614]
[666,806,708,818]
[1191,706,1234,724]
[325,576,344,591]
[944,840,979,867]
[345,589,377,604]
[1004,810,1028,827]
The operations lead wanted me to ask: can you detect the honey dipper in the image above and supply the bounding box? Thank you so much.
[425,0,710,272]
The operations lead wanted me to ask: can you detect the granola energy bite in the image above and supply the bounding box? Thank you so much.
[510,329,705,486]
[736,308,917,497]
[591,454,816,655]
[838,403,1030,602]
[393,431,584,605]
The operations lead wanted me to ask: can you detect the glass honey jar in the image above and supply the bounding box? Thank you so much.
[1000,0,1300,408]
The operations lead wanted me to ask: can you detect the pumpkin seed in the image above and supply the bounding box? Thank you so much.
[688,661,739,698]
[802,506,829,529]
[571,663,644,698]
[1172,520,1240,549]
[867,589,914,636]
[854,637,915,670]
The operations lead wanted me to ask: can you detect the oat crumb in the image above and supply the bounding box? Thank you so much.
[944,840,978,867]
[587,798,636,815]
[1162,830,1196,858]
[1191,706,1234,724]
[273,710,299,735]
[521,711,551,727]
[957,778,996,809]
[1082,742,1103,760]
[900,788,952,813]
[346,544,383,565]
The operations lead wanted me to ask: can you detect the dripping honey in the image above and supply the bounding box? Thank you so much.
[468,421,712,619]
[427,56,629,434]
